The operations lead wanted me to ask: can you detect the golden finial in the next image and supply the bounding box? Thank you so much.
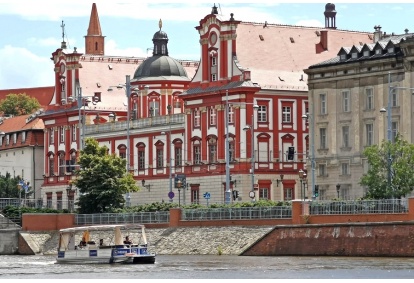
[159,19,162,30]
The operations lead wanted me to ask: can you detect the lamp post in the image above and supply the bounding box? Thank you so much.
[336,184,340,199]
[108,75,139,207]
[298,169,307,201]
[243,104,259,200]
[379,72,414,198]
[302,113,316,199]
[66,184,75,212]
[162,105,173,203]
[225,90,231,204]
[176,179,182,207]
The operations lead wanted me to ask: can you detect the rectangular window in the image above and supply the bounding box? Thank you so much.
[366,88,374,110]
[258,142,268,162]
[138,150,145,170]
[320,128,327,149]
[193,109,200,128]
[13,133,17,144]
[209,107,217,126]
[366,123,373,146]
[229,140,235,161]
[228,105,234,124]
[193,144,201,165]
[208,144,216,163]
[342,126,349,147]
[59,153,65,176]
[175,147,182,167]
[284,188,293,201]
[259,188,269,200]
[50,129,54,145]
[60,126,65,143]
[341,163,349,175]
[391,121,398,142]
[392,90,398,107]
[319,163,326,177]
[149,101,160,116]
[342,90,350,112]
[72,125,77,142]
[282,106,291,123]
[156,148,163,168]
[6,135,9,145]
[191,188,200,204]
[320,93,327,114]
[257,105,267,122]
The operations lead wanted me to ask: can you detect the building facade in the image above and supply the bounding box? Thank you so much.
[1,3,380,207]
[305,26,414,200]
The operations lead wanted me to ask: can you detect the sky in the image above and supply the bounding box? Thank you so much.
[1,0,414,89]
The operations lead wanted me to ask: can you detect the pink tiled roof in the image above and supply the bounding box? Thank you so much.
[236,22,373,89]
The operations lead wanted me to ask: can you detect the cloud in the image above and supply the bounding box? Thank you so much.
[0,45,54,89]
[104,39,148,57]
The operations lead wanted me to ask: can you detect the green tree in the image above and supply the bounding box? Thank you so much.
[72,138,140,214]
[0,93,41,116]
[0,173,21,198]
[360,134,414,199]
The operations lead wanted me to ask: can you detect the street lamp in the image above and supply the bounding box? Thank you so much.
[67,87,100,151]
[243,104,259,200]
[298,169,307,201]
[302,113,316,199]
[161,105,173,202]
[141,179,151,191]
[336,184,340,199]
[379,72,414,198]
[176,179,182,207]
[66,184,76,212]
[225,90,231,204]
[108,75,139,207]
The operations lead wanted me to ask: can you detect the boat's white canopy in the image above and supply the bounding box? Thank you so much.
[59,224,146,233]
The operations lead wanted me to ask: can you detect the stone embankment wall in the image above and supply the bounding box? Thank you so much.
[19,226,274,256]
[242,222,414,257]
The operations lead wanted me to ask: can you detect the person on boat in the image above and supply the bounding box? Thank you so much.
[123,236,132,245]
[79,237,87,248]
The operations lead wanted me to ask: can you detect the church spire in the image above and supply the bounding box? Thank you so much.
[85,3,105,55]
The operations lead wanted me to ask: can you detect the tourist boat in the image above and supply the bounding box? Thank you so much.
[56,224,156,264]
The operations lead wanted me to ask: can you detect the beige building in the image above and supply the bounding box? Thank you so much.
[305,26,414,200]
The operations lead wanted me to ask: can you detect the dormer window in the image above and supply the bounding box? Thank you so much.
[340,54,347,60]
[363,50,370,57]
[351,52,358,59]
[388,47,394,54]
[375,49,382,55]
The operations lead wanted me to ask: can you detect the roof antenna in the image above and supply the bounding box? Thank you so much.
[60,20,67,49]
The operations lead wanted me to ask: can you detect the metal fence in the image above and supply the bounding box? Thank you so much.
[182,206,292,220]
[310,199,409,215]
[75,211,170,226]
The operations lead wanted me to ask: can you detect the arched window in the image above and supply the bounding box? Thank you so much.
[155,141,164,169]
[173,139,183,167]
[48,153,55,176]
[192,137,202,165]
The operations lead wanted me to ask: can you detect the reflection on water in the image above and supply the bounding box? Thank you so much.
[0,254,413,279]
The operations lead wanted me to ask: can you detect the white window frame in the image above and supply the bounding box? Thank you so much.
[342,126,349,148]
[257,105,267,122]
[366,123,374,146]
[342,90,350,112]
[366,88,374,110]
[320,93,327,115]
[320,128,327,149]
[282,106,291,123]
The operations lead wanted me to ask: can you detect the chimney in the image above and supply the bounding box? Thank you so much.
[373,25,382,43]
[320,30,328,50]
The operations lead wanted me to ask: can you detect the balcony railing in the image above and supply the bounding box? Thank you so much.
[310,199,408,215]
[83,113,185,135]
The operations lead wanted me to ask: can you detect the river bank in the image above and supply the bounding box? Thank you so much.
[20,226,274,255]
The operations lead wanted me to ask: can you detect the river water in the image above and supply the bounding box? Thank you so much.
[0,254,413,279]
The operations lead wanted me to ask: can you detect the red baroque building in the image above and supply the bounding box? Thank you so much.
[1,3,375,207]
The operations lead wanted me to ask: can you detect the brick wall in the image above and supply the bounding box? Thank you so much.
[241,222,414,256]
